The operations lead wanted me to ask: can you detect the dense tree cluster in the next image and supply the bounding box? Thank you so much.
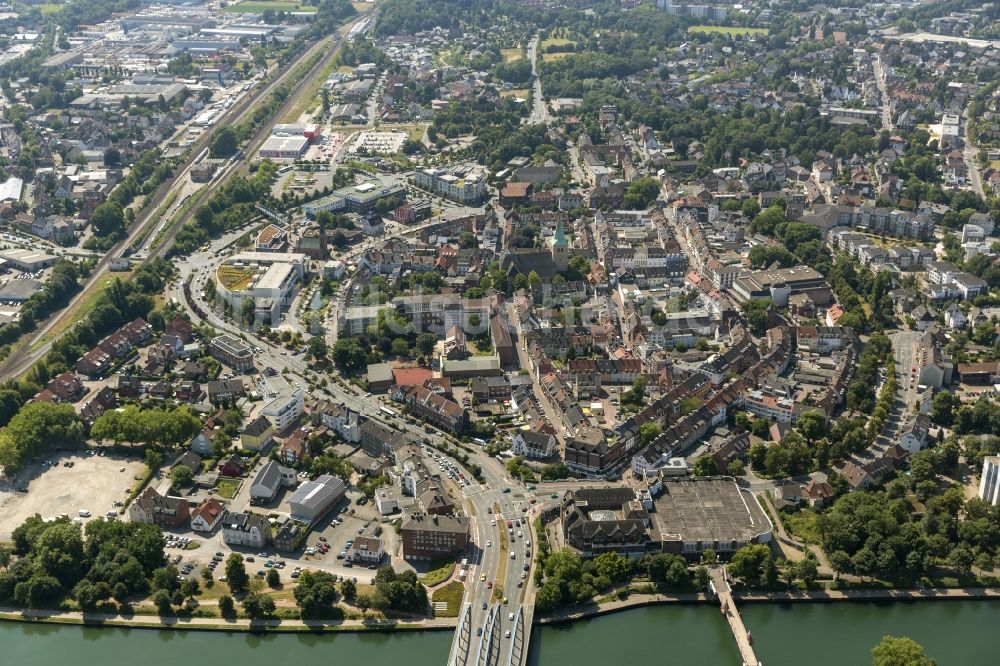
[0,403,84,473]
[90,404,201,449]
[817,481,1000,581]
[1,515,165,609]
[294,570,342,619]
[172,162,278,256]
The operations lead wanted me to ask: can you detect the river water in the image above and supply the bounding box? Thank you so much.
[4,601,999,665]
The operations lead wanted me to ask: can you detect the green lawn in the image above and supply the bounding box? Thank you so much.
[500,47,523,63]
[687,25,768,36]
[420,559,456,587]
[540,37,575,49]
[783,508,821,544]
[215,477,241,500]
[37,2,64,14]
[431,581,465,617]
[223,1,317,13]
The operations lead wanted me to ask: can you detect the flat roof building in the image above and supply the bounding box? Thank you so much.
[258,134,308,160]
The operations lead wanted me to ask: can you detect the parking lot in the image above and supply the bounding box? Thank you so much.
[0,452,145,539]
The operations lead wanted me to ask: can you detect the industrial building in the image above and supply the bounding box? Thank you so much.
[258,134,309,160]
[288,474,346,524]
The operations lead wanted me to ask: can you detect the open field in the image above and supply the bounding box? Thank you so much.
[36,2,64,14]
[432,581,465,617]
[223,1,317,13]
[541,52,572,62]
[0,452,144,539]
[688,25,768,36]
[501,47,524,62]
[501,88,530,99]
[540,37,575,49]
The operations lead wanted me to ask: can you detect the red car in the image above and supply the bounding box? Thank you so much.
[486,581,493,589]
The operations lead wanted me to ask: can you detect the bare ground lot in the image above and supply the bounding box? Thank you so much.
[0,452,144,539]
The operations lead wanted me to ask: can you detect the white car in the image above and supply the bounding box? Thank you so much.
[486,541,491,547]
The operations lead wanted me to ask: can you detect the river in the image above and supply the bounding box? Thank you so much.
[4,601,999,665]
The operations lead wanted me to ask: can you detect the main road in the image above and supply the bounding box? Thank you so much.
[172,218,538,665]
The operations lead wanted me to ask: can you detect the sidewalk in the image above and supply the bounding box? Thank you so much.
[0,605,458,633]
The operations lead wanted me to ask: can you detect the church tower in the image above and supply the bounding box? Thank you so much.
[549,217,568,272]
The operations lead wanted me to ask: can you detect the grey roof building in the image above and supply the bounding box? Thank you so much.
[249,459,297,503]
[288,474,347,524]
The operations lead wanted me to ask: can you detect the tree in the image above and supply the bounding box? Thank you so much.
[307,335,328,360]
[169,464,194,488]
[153,588,173,613]
[930,391,958,426]
[210,126,239,158]
[415,333,437,356]
[692,455,719,476]
[90,202,126,238]
[871,635,935,666]
[390,338,410,357]
[294,570,341,618]
[225,554,249,595]
[240,298,256,328]
[593,551,630,583]
[242,592,275,619]
[332,337,367,372]
[266,568,280,588]
[796,411,826,442]
[355,593,372,616]
[180,578,200,600]
[728,544,774,586]
[219,594,236,618]
[639,422,661,447]
[341,578,357,601]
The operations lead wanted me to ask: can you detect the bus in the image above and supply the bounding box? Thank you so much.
[380,406,399,418]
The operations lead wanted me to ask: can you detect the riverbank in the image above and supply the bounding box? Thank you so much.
[535,584,1000,626]
[3,584,999,634]
[0,605,458,634]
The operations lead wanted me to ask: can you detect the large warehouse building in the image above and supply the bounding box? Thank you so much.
[288,474,346,524]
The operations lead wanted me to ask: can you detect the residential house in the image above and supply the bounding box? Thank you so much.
[249,459,297,503]
[190,498,226,532]
[241,415,274,452]
[220,511,271,549]
[128,487,190,527]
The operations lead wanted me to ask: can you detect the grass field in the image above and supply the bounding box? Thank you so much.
[540,37,575,49]
[223,1,317,13]
[688,25,768,36]
[990,160,1000,169]
[431,581,465,618]
[420,559,456,587]
[36,2,64,14]
[501,47,524,63]
[501,88,530,99]
[214,477,241,500]
[541,52,572,62]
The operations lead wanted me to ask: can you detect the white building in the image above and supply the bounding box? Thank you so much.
[510,430,556,459]
[413,165,487,203]
[220,511,271,548]
[262,388,305,433]
[980,456,1000,506]
[214,252,309,326]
